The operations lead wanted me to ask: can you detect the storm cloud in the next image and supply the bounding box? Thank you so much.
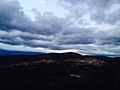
[0,0,120,56]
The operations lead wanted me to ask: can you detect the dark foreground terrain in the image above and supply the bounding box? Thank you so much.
[0,52,120,90]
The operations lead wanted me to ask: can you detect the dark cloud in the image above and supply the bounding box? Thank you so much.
[56,27,95,45]
[0,0,35,31]
[34,11,66,35]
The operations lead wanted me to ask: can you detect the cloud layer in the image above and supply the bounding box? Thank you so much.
[0,0,120,56]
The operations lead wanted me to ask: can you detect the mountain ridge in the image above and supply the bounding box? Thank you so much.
[0,49,46,56]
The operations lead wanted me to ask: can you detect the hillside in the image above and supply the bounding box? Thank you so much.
[0,52,120,90]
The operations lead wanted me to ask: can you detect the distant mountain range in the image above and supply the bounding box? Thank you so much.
[0,49,46,56]
[0,49,119,58]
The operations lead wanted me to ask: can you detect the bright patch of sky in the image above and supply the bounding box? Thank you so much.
[19,0,67,20]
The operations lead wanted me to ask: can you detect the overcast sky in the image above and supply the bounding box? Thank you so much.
[0,0,120,55]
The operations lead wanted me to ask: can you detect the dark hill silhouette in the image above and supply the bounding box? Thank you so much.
[0,52,120,90]
[0,52,119,64]
[0,52,83,64]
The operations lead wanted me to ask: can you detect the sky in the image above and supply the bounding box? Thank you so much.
[0,0,120,56]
